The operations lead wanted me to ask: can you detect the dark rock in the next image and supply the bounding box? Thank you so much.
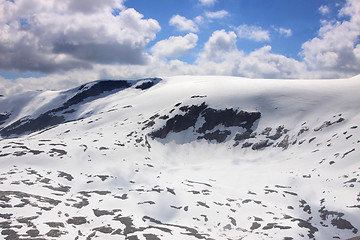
[95,175,109,181]
[0,112,10,125]
[278,135,290,150]
[142,120,155,130]
[1,229,19,239]
[66,80,131,107]
[331,218,357,233]
[242,142,253,148]
[261,127,272,136]
[0,114,65,137]
[197,130,231,143]
[49,148,67,156]
[267,125,287,140]
[135,80,153,90]
[314,117,345,131]
[93,209,117,217]
[342,148,355,158]
[159,115,169,120]
[262,223,276,230]
[234,130,255,141]
[45,222,65,228]
[114,194,128,200]
[144,233,161,240]
[291,218,318,239]
[252,140,273,150]
[167,188,176,195]
[58,171,74,181]
[46,229,64,237]
[29,149,44,155]
[197,201,210,208]
[298,126,309,136]
[138,201,155,205]
[114,216,138,235]
[150,103,260,142]
[66,217,87,225]
[0,191,61,206]
[274,225,292,230]
[93,226,114,234]
[72,197,89,209]
[284,191,298,196]
[43,184,71,193]
[150,103,207,138]
[197,108,261,134]
[143,216,207,239]
[0,214,12,219]
[127,235,140,240]
[26,229,40,237]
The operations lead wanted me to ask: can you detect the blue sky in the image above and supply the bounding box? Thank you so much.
[0,0,360,94]
[127,0,329,58]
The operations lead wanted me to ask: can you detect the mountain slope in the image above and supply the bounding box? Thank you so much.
[0,75,359,240]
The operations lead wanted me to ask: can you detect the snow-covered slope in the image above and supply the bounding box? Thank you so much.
[0,75,359,240]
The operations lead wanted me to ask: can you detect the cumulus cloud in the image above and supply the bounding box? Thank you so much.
[151,33,198,59]
[235,24,270,42]
[277,27,292,37]
[66,0,125,14]
[200,30,238,60]
[195,30,306,78]
[199,0,216,7]
[319,5,330,15]
[205,10,229,20]
[169,15,199,32]
[235,46,307,78]
[301,0,360,76]
[0,0,160,73]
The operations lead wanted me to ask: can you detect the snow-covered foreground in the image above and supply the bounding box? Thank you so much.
[0,76,359,240]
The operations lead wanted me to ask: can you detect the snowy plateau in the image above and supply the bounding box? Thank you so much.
[0,75,359,240]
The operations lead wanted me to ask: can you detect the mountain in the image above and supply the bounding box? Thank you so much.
[0,75,359,240]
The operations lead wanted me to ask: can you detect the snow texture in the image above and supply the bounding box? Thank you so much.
[0,75,360,240]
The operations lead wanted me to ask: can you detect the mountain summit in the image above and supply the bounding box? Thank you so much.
[0,76,359,239]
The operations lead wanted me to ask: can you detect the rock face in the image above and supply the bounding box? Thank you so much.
[149,102,261,143]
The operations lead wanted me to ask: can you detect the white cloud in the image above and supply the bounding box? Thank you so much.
[319,5,330,15]
[199,0,216,7]
[196,31,306,78]
[205,10,229,19]
[169,15,198,32]
[194,16,204,24]
[200,29,238,60]
[235,46,307,78]
[301,0,360,76]
[151,33,198,59]
[0,0,160,73]
[66,0,125,14]
[277,27,292,37]
[235,24,270,42]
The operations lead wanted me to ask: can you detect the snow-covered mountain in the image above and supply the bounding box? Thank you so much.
[0,75,359,240]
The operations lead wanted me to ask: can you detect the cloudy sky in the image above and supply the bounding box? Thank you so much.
[0,0,360,94]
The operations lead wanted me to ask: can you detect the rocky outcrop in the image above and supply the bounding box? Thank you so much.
[149,102,261,143]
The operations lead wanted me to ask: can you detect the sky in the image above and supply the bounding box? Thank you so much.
[0,0,360,95]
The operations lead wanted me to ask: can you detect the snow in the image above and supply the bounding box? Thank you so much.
[0,75,359,239]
